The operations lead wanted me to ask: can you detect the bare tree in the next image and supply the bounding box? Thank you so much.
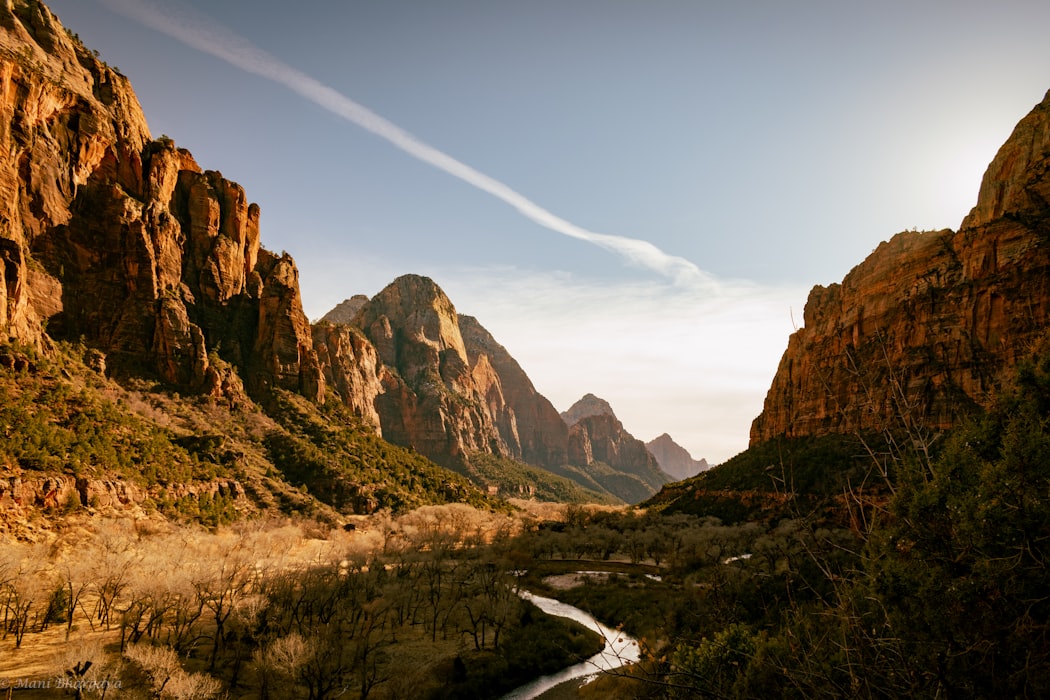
[124,643,222,699]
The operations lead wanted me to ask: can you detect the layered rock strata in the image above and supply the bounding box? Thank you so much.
[0,1,322,402]
[752,89,1050,444]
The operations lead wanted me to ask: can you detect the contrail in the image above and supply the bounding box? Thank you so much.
[99,0,707,286]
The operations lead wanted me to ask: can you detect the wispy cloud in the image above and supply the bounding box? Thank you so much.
[100,0,706,285]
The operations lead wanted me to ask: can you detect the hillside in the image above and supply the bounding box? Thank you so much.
[0,340,499,539]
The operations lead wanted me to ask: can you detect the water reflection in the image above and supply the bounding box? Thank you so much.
[500,590,640,700]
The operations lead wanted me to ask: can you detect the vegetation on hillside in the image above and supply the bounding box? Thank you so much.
[0,343,218,485]
[462,452,621,505]
[3,337,1049,697]
[264,391,495,514]
[0,341,550,528]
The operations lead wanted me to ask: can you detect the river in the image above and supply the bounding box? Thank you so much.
[500,590,641,700]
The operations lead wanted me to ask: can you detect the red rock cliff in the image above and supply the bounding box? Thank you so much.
[345,275,509,466]
[751,89,1050,444]
[0,1,322,402]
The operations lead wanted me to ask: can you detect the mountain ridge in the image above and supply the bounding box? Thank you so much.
[319,283,669,502]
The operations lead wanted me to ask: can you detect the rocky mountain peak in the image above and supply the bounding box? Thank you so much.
[561,393,616,426]
[646,433,709,481]
[319,295,369,325]
[353,274,470,380]
[961,88,1050,231]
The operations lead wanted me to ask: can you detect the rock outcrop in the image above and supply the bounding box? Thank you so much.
[561,393,616,426]
[459,315,569,467]
[0,473,247,517]
[646,433,709,480]
[341,275,508,466]
[0,1,323,402]
[559,393,671,498]
[312,320,384,432]
[751,89,1050,445]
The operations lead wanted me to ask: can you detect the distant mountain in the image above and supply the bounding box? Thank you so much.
[646,433,709,480]
[564,412,671,502]
[561,393,616,426]
[319,295,369,324]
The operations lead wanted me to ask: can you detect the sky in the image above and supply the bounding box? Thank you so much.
[44,0,1050,464]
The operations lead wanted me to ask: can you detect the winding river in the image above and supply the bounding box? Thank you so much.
[500,590,640,700]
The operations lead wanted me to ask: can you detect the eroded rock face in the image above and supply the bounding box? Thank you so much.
[0,2,323,403]
[312,321,384,433]
[345,275,508,465]
[459,315,569,468]
[751,89,1050,444]
[317,277,573,470]
[0,474,247,516]
[567,412,670,493]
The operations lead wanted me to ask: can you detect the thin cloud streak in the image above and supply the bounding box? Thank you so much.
[100,0,706,285]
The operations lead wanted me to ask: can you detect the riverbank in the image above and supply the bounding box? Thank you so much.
[500,592,640,700]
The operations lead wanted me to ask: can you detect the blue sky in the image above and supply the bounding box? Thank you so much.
[45,0,1050,462]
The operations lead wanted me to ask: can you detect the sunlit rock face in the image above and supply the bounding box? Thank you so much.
[0,1,322,402]
[560,393,616,426]
[333,274,567,469]
[344,274,504,465]
[751,89,1050,444]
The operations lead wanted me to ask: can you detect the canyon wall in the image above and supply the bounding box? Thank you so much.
[751,89,1050,444]
[0,1,322,402]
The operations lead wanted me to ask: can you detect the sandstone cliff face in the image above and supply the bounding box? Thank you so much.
[345,275,509,465]
[561,393,671,492]
[0,1,322,403]
[566,411,670,498]
[751,89,1050,444]
[318,281,572,471]
[312,320,384,432]
[459,314,569,468]
[646,433,709,480]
